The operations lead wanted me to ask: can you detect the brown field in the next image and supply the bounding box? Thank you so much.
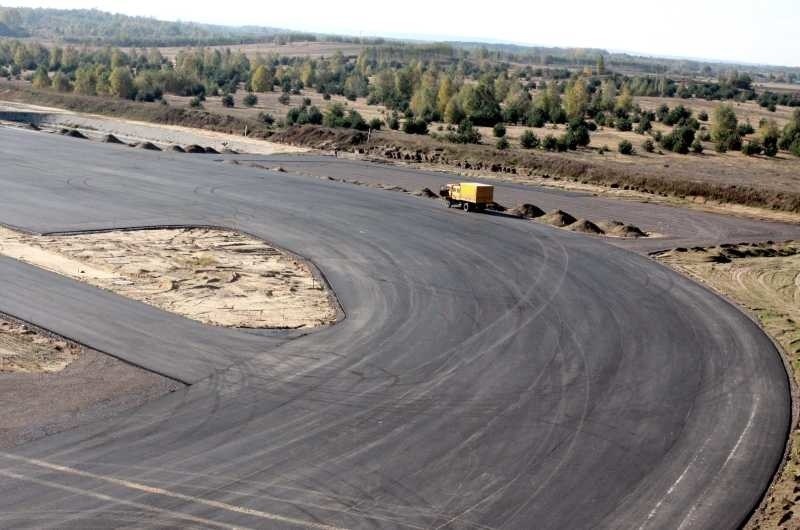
[146,41,366,61]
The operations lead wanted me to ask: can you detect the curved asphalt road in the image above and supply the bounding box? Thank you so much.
[0,127,790,529]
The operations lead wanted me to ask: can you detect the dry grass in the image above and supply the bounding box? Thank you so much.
[0,319,80,373]
[654,242,800,530]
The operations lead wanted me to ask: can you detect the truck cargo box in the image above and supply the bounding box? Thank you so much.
[450,183,494,204]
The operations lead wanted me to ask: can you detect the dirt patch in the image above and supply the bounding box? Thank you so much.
[0,227,337,329]
[0,315,182,449]
[413,187,439,199]
[654,241,800,530]
[540,209,577,227]
[598,220,647,238]
[0,319,79,373]
[271,124,367,150]
[509,203,545,219]
[568,219,605,235]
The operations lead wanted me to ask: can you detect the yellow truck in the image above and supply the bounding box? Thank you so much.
[439,182,494,212]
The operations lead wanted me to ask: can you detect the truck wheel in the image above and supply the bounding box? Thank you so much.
[462,202,471,212]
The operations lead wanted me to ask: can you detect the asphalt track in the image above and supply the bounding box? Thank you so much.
[0,126,792,529]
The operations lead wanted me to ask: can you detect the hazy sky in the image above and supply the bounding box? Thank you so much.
[7,0,800,67]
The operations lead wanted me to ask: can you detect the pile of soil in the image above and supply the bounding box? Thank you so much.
[598,220,647,238]
[270,125,367,150]
[60,129,87,139]
[222,148,239,154]
[185,144,206,153]
[540,209,577,227]
[413,187,439,199]
[272,166,287,172]
[26,122,40,131]
[487,201,507,212]
[137,141,162,151]
[170,145,186,153]
[509,203,545,219]
[204,146,219,154]
[567,219,605,235]
[102,134,124,144]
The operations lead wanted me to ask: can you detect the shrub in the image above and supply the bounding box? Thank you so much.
[635,118,652,134]
[691,140,704,154]
[526,107,547,127]
[258,112,275,125]
[664,105,692,126]
[286,105,323,126]
[278,92,291,105]
[698,110,709,122]
[642,139,655,152]
[322,92,331,101]
[542,134,558,151]
[737,121,755,136]
[496,137,510,150]
[555,135,570,152]
[302,97,312,106]
[387,113,400,130]
[566,118,591,147]
[189,96,203,108]
[243,93,257,107]
[520,130,539,149]
[446,119,482,144]
[493,122,507,137]
[369,117,383,130]
[403,118,429,135]
[618,140,634,155]
[220,94,234,107]
[615,117,632,132]
[742,139,763,156]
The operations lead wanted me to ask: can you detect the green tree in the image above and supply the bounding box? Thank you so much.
[31,66,50,89]
[564,78,588,119]
[461,79,502,126]
[50,71,71,92]
[109,67,134,99]
[73,65,96,95]
[596,55,606,75]
[493,122,506,138]
[711,104,741,152]
[249,65,273,93]
[615,85,633,113]
[618,139,634,155]
[759,120,780,157]
[436,76,455,117]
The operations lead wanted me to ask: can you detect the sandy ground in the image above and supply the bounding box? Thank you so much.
[0,315,183,449]
[0,318,79,373]
[655,242,800,529]
[0,227,336,329]
[0,100,308,155]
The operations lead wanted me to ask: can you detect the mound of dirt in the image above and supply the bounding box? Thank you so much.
[138,141,162,151]
[270,125,367,149]
[102,134,124,144]
[204,146,219,154]
[413,187,439,199]
[540,209,577,227]
[185,144,206,153]
[567,219,605,235]
[487,202,507,212]
[170,145,186,153]
[26,122,40,131]
[508,203,545,219]
[598,220,647,238]
[61,129,87,139]
[272,166,287,172]
[222,148,239,154]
